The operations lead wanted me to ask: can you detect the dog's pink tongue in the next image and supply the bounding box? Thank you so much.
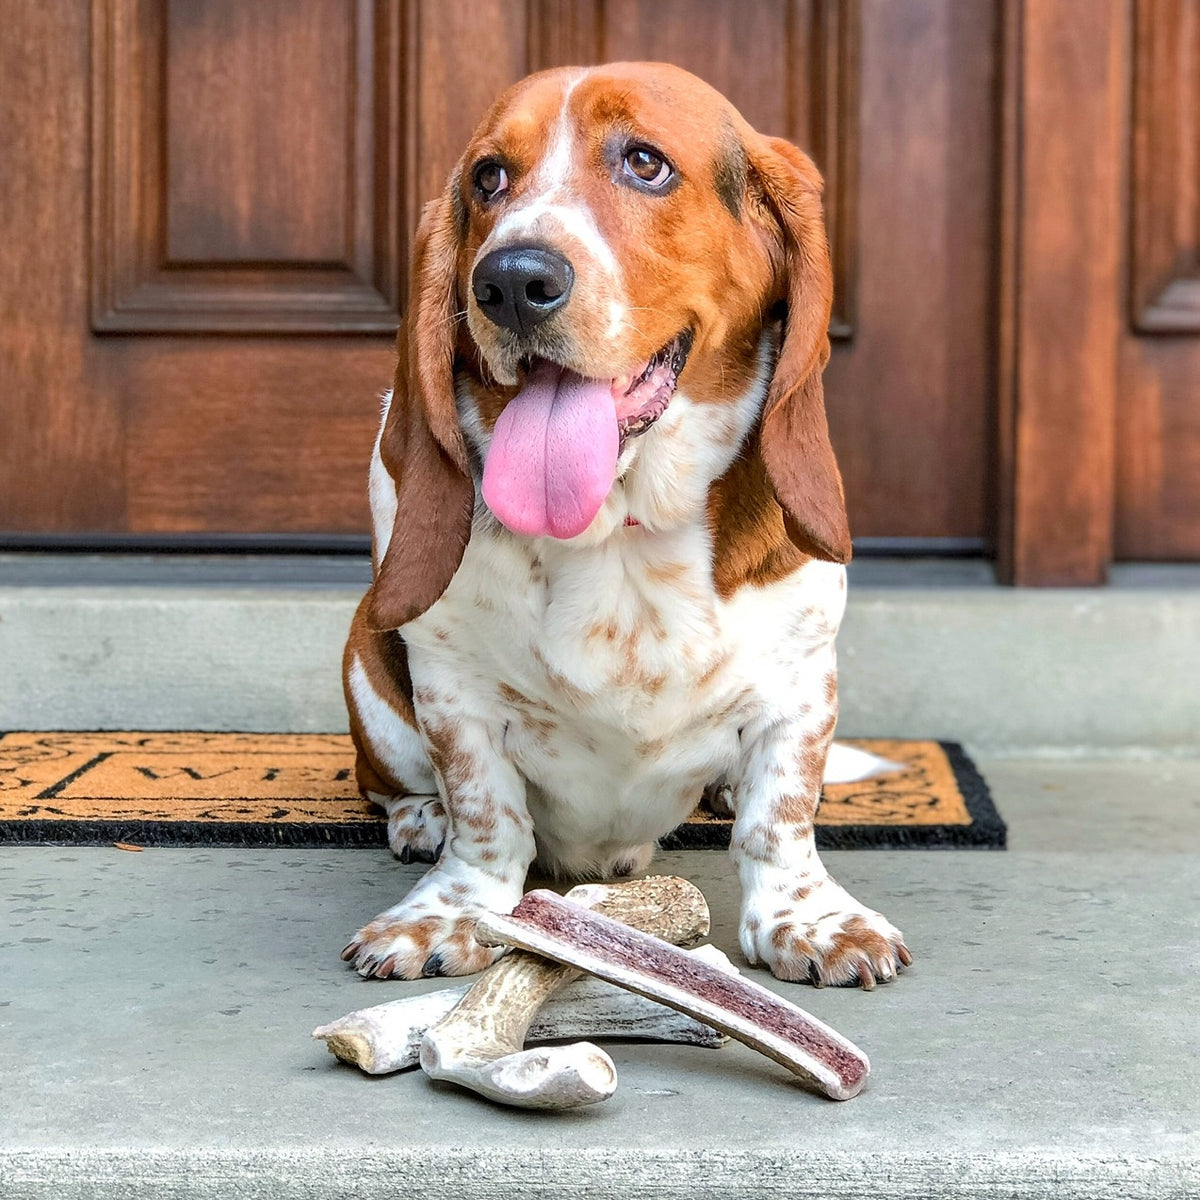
[482,362,619,539]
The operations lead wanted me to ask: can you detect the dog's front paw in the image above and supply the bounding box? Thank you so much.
[342,905,505,979]
[341,878,514,979]
[740,876,912,988]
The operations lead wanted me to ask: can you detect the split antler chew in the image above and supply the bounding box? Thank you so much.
[475,889,871,1101]
[417,875,711,1109]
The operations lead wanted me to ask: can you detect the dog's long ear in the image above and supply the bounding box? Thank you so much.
[748,136,851,564]
[367,186,475,631]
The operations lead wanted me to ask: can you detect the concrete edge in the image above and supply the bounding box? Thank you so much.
[0,583,1197,749]
[1,1145,1195,1200]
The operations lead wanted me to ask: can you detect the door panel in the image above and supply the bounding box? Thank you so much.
[1117,0,1200,560]
[119,341,392,533]
[164,0,352,265]
[91,0,402,333]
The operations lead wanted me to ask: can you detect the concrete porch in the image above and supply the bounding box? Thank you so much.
[0,556,1196,1198]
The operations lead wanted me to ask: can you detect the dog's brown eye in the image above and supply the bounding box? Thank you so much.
[623,147,671,187]
[474,161,508,200]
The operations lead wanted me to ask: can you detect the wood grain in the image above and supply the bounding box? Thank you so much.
[1117,337,1200,559]
[527,0,603,70]
[165,0,350,265]
[0,0,126,531]
[995,0,1124,584]
[823,0,996,543]
[120,339,391,533]
[789,0,860,339]
[1129,0,1200,333]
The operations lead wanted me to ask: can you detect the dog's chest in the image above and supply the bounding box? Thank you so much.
[408,523,747,769]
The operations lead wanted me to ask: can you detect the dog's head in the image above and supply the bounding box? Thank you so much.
[369,62,849,630]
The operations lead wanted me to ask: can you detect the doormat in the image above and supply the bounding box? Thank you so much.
[0,732,1004,850]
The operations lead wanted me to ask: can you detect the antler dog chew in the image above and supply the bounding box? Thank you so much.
[313,969,726,1076]
[474,889,871,1101]
[417,875,712,1108]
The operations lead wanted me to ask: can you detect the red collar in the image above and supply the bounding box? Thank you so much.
[623,515,640,527]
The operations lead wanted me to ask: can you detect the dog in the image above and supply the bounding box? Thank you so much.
[340,62,910,988]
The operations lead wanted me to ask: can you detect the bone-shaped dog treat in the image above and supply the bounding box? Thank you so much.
[417,875,711,1108]
[314,949,731,1075]
[475,889,871,1101]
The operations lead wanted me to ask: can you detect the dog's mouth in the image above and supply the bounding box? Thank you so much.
[481,331,692,541]
[610,330,693,445]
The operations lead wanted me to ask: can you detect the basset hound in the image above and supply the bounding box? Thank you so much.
[341,62,911,988]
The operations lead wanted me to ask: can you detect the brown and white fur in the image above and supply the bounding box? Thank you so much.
[341,63,911,988]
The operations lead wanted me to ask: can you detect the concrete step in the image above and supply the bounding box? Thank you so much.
[1,754,1197,1199]
[1,556,1197,1196]
[1,555,1197,750]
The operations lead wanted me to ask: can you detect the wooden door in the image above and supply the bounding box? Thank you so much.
[1,1,1195,579]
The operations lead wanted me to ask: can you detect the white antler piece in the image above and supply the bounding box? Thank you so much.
[313,955,730,1076]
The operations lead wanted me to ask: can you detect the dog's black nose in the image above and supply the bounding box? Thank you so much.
[472,246,574,333]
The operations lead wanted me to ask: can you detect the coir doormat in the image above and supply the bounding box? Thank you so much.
[0,732,1004,850]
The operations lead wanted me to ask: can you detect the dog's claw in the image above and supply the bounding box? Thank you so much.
[340,941,359,962]
[897,943,914,968]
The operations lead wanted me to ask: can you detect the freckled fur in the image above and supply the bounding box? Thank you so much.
[341,63,908,987]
